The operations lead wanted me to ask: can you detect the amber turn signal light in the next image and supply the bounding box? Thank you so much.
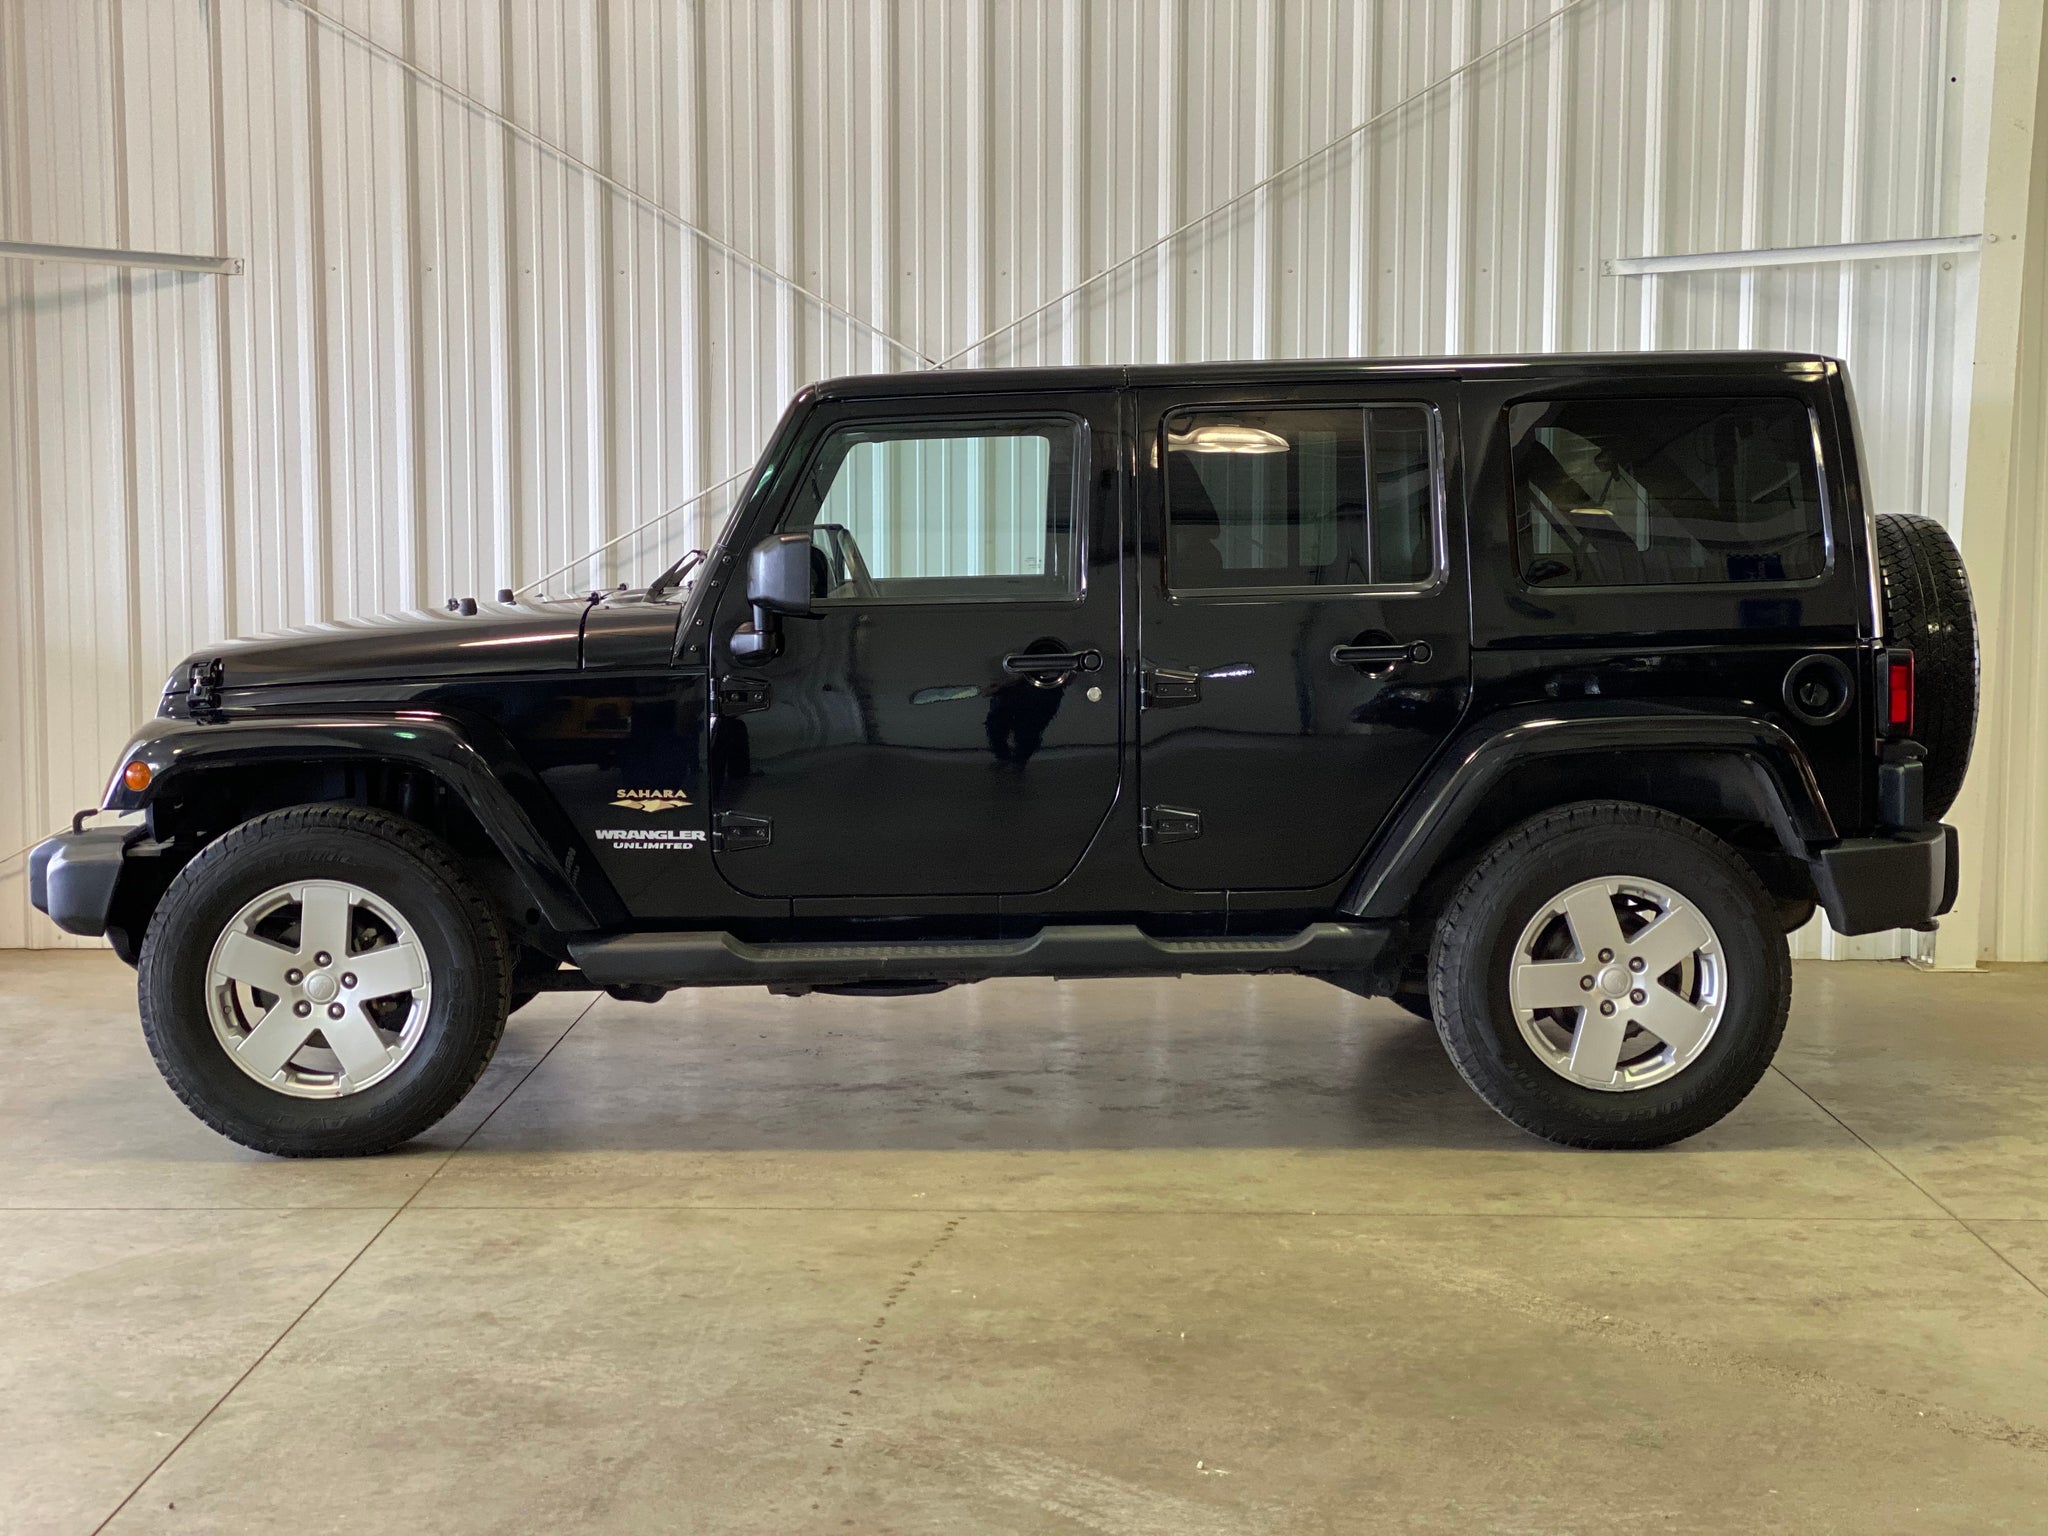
[122,760,153,792]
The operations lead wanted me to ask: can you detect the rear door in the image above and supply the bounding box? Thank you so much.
[1132,378,1469,891]
[706,391,1124,899]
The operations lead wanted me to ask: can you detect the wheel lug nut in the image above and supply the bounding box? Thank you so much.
[1629,957,1645,973]
[1579,975,1595,991]
[1630,989,1647,1005]
[1598,948,1614,963]
[293,1000,311,1017]
[285,969,302,985]
[341,973,356,989]
[314,952,331,967]
[1599,1000,1616,1015]
[327,1003,345,1020]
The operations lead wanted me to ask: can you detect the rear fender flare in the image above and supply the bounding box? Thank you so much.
[106,714,621,933]
[1341,706,1837,919]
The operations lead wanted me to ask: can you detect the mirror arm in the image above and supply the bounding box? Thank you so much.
[730,605,781,661]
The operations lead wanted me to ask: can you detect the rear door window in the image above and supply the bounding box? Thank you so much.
[1509,397,1827,588]
[1164,404,1440,592]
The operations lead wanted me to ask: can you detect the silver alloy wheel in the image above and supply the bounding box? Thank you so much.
[205,880,432,1098]
[1507,875,1726,1092]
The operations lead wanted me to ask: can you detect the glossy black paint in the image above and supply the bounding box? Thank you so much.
[61,351,1947,966]
[186,599,590,691]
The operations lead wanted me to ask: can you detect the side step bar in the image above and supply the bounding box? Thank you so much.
[568,922,1394,991]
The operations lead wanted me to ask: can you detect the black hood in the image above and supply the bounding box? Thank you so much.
[190,600,587,690]
[172,594,680,693]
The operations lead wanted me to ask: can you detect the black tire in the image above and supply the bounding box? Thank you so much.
[1875,511,1978,818]
[137,806,511,1157]
[1428,801,1791,1150]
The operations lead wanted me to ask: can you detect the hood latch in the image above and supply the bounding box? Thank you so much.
[186,657,224,719]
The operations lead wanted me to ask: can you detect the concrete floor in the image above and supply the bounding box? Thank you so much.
[2,954,2045,1535]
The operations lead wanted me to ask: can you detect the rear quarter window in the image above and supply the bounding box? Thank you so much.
[1509,396,1827,588]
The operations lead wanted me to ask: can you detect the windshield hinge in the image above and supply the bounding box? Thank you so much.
[715,677,771,716]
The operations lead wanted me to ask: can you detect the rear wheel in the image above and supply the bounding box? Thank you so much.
[138,806,511,1157]
[1428,802,1790,1149]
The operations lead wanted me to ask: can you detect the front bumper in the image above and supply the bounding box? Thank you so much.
[1808,823,1959,937]
[27,826,140,937]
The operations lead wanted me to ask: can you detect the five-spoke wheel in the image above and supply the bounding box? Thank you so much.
[207,880,433,1097]
[138,805,511,1157]
[1507,876,1725,1092]
[1428,801,1790,1149]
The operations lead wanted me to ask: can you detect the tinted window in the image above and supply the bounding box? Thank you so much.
[1165,405,1438,591]
[782,421,1079,602]
[1510,397,1826,587]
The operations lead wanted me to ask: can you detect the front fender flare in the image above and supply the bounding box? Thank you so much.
[106,713,622,933]
[1340,705,1838,920]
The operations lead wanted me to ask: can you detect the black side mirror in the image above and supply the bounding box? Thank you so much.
[731,533,817,660]
[748,532,816,617]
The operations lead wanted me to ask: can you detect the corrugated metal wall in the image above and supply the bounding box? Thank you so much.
[2,0,2035,957]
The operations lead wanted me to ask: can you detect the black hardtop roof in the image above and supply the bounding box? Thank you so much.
[808,351,1839,401]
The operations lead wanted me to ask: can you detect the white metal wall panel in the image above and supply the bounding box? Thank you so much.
[0,0,2033,955]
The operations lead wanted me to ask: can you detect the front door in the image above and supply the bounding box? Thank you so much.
[1133,379,1469,892]
[708,392,1122,899]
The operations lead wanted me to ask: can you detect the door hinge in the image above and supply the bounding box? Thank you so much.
[713,811,773,852]
[715,677,771,716]
[1142,666,1201,709]
[1141,805,1203,845]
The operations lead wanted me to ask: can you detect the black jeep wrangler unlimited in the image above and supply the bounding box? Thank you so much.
[32,354,1976,1155]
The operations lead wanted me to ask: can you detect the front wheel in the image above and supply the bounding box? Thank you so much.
[1428,802,1790,1149]
[137,806,512,1157]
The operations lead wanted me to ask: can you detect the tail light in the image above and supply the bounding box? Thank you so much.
[1880,647,1916,738]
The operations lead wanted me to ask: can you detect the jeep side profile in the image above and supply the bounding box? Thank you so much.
[30,354,1977,1154]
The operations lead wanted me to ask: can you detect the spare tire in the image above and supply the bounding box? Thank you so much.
[1874,512,1978,819]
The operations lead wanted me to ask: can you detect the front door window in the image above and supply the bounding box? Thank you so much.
[780,422,1081,603]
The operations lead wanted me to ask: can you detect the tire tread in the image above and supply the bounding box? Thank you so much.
[1427,800,1791,1150]
[137,805,510,1157]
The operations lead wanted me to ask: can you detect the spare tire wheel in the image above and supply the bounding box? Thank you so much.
[1874,512,1979,819]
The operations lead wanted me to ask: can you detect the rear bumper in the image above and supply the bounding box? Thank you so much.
[1808,823,1958,937]
[27,826,138,937]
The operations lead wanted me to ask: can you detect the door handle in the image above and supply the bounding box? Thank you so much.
[1003,648,1102,677]
[1329,639,1433,670]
